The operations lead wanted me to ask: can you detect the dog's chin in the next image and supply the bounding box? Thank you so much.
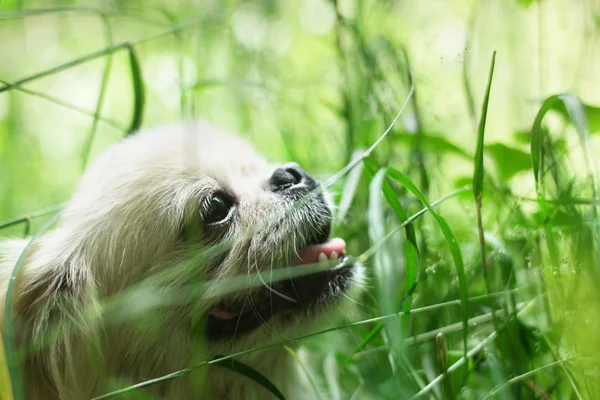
[205,235,359,342]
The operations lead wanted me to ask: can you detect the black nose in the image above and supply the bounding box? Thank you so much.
[268,163,313,192]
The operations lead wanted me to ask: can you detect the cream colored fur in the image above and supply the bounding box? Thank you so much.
[0,121,363,399]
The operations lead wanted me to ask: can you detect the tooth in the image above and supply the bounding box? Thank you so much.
[329,251,338,261]
[318,253,328,263]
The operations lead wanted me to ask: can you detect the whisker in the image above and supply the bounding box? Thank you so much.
[254,252,298,304]
[341,291,364,306]
[229,296,250,352]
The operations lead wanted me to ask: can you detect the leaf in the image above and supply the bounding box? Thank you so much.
[82,50,114,170]
[346,159,420,359]
[125,44,146,135]
[384,168,469,378]
[212,355,286,400]
[485,143,531,180]
[473,50,496,200]
[532,93,596,184]
[364,158,419,319]
[367,170,395,314]
[473,51,499,330]
[531,93,600,258]
[366,169,405,373]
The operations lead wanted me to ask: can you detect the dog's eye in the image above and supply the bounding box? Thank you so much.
[204,193,234,225]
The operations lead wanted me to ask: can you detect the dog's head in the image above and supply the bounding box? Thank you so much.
[55,121,362,345]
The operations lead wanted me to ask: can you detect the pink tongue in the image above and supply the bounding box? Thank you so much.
[209,238,347,321]
[295,238,346,265]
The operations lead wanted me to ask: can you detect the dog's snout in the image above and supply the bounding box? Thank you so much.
[268,163,315,192]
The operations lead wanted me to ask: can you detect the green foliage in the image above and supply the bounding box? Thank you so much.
[1,0,600,399]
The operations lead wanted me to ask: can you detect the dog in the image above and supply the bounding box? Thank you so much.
[0,121,364,399]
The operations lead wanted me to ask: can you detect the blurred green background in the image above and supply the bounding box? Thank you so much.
[1,0,600,398]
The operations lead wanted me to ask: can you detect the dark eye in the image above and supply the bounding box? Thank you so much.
[203,193,235,225]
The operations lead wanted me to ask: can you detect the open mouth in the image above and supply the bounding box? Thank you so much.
[206,225,356,340]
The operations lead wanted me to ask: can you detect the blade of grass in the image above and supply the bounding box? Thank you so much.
[284,346,322,400]
[124,44,145,135]
[0,14,242,95]
[473,51,498,329]
[435,333,453,399]
[0,44,129,96]
[473,50,496,198]
[212,355,286,400]
[483,358,576,399]
[411,298,539,399]
[396,47,429,192]
[365,159,420,319]
[351,298,540,361]
[335,149,365,227]
[82,34,114,169]
[359,187,469,263]
[0,204,66,231]
[530,94,598,294]
[367,169,404,375]
[385,168,469,379]
[541,333,583,400]
[0,41,144,137]
[349,159,420,359]
[8,7,120,171]
[463,0,480,131]
[532,93,599,209]
[549,95,600,261]
[322,83,414,189]
[0,80,124,131]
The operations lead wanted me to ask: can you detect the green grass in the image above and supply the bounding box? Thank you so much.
[1,0,600,399]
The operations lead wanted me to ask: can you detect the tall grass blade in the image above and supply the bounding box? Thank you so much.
[435,332,453,399]
[532,93,597,186]
[367,169,403,373]
[0,204,65,231]
[384,168,469,379]
[531,93,600,272]
[82,55,113,170]
[473,51,497,327]
[413,298,538,399]
[348,158,420,358]
[473,51,496,200]
[125,44,145,135]
[336,149,365,226]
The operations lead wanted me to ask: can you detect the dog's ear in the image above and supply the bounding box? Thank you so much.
[5,252,105,399]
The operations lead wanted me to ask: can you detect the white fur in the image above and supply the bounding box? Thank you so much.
[0,121,363,399]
